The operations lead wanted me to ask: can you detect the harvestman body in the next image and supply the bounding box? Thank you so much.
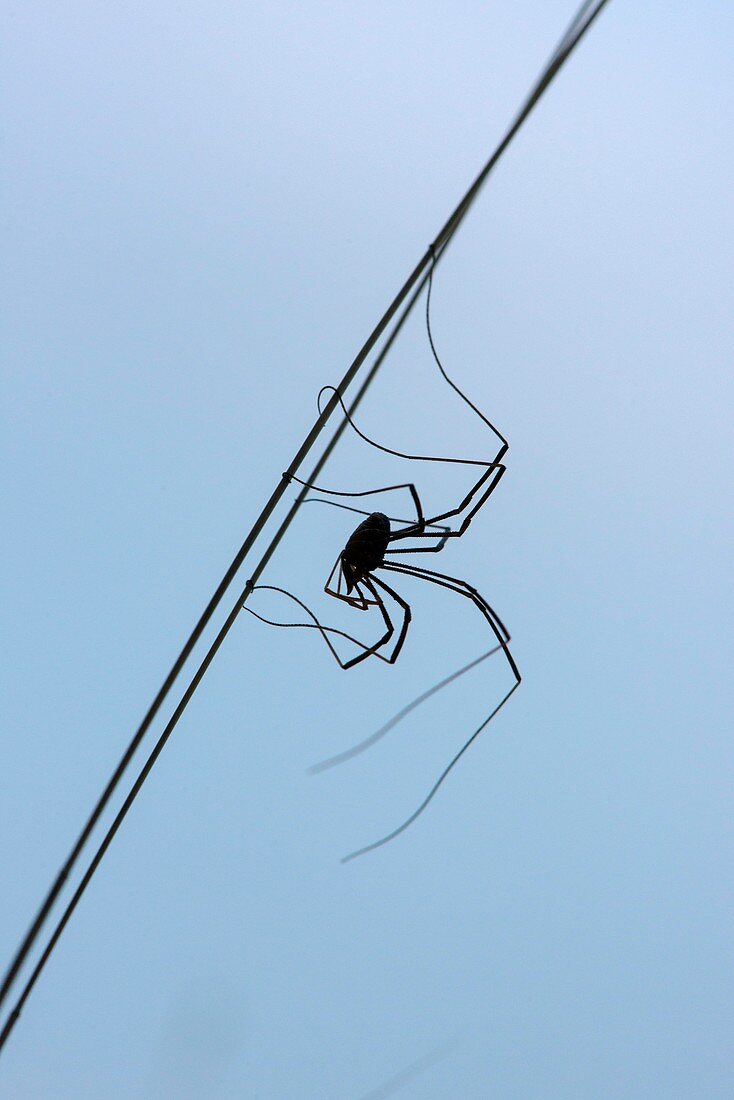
[343,511,391,586]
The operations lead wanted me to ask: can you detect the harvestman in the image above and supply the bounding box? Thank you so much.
[248,265,521,859]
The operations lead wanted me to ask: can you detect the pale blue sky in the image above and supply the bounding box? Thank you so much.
[2,2,733,1097]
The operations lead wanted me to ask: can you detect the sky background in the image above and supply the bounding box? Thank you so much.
[2,1,733,1097]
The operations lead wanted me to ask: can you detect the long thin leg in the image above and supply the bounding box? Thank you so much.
[396,252,510,538]
[386,462,507,549]
[324,556,376,610]
[341,560,520,861]
[285,473,425,532]
[329,574,395,672]
[389,251,513,543]
[244,584,403,670]
[244,585,377,667]
[365,574,412,667]
[384,560,513,647]
[287,473,453,556]
[313,387,507,543]
[425,252,508,456]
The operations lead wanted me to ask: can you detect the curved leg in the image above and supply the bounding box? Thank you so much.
[287,472,452,556]
[366,575,412,667]
[244,584,406,671]
[304,254,512,550]
[386,462,507,550]
[324,556,376,610]
[244,584,386,668]
[384,560,513,646]
[425,256,508,455]
[341,560,520,861]
[339,572,412,670]
[285,473,425,532]
[312,387,509,547]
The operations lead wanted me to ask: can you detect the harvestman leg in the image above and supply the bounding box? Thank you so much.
[421,246,510,536]
[286,473,449,557]
[287,458,505,558]
[286,473,425,529]
[364,575,412,668]
[309,566,512,770]
[332,574,412,671]
[245,578,411,671]
[309,255,512,545]
[381,562,511,652]
[341,559,520,862]
[386,461,507,550]
[383,561,518,676]
[307,387,509,547]
[246,585,388,667]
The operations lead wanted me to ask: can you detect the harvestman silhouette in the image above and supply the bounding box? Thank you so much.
[247,264,521,859]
